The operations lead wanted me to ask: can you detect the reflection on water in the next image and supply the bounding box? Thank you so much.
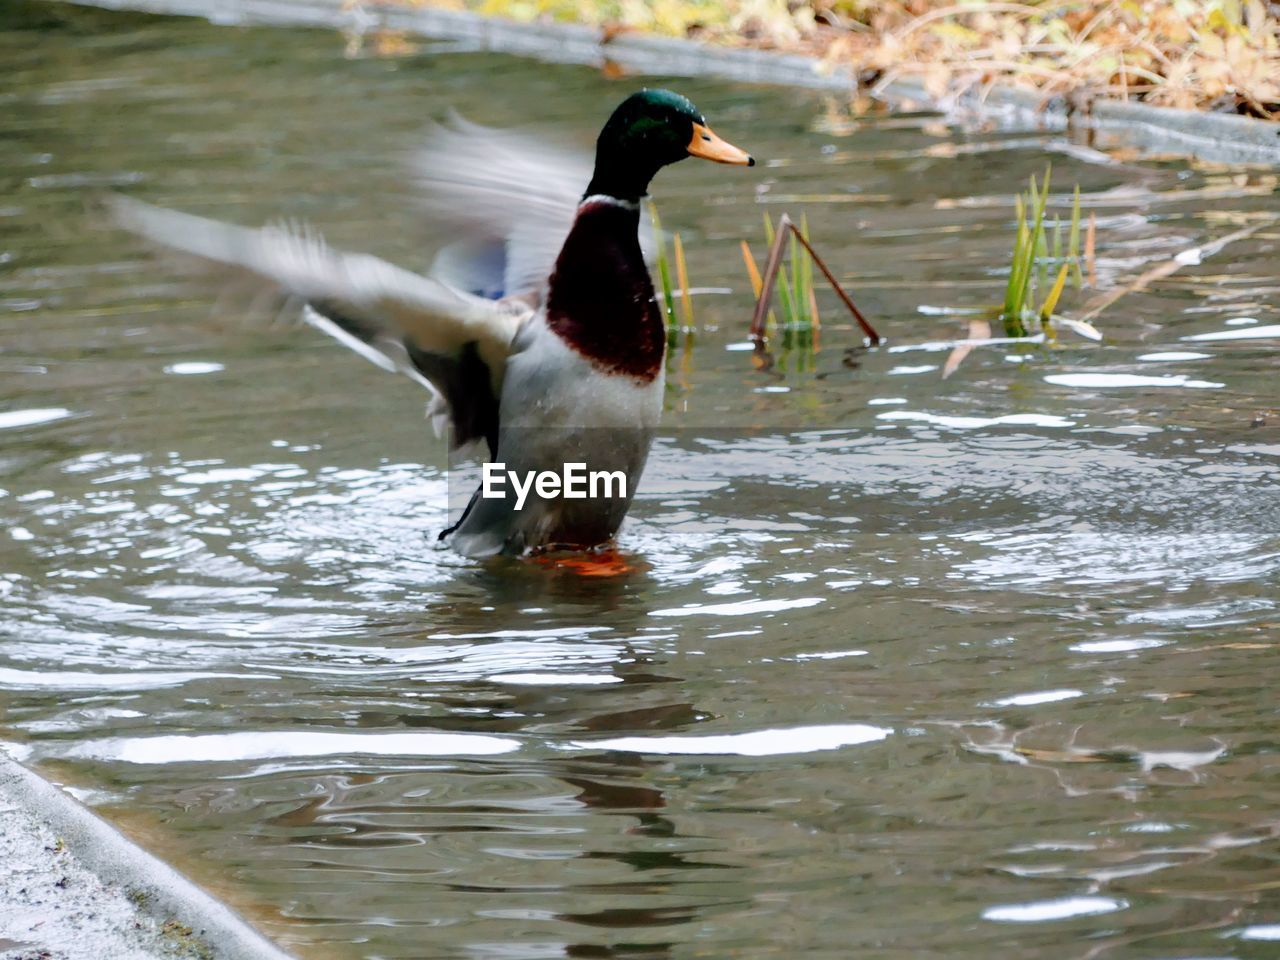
[3,2,1280,958]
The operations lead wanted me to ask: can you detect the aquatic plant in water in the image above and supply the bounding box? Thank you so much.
[647,201,695,342]
[744,213,819,342]
[999,167,1086,339]
[741,212,880,351]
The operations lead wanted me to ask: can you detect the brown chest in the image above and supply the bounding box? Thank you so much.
[544,202,666,382]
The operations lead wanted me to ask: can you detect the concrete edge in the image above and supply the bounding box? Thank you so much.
[887,77,1280,164]
[0,750,297,960]
[60,0,1280,165]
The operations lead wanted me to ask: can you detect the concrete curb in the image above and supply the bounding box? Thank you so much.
[63,0,1280,164]
[0,750,296,960]
[886,77,1280,164]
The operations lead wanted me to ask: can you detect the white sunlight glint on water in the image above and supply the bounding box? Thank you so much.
[983,897,1126,923]
[649,597,824,617]
[876,411,1074,429]
[1069,639,1167,653]
[989,689,1084,707]
[570,725,892,757]
[1236,925,1280,940]
[0,407,72,429]
[58,731,521,763]
[1184,323,1280,341]
[163,361,225,374]
[1044,373,1222,388]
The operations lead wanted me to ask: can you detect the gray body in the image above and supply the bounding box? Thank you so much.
[448,311,663,556]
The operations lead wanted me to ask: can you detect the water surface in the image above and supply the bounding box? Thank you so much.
[2,3,1279,958]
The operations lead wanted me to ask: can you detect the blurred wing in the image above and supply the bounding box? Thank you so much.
[412,115,655,302]
[112,195,524,453]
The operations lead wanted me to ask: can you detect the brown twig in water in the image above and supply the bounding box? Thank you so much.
[748,213,792,343]
[1077,221,1268,323]
[749,214,882,346]
[789,225,881,343]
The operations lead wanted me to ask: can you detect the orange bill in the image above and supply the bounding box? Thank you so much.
[687,122,754,166]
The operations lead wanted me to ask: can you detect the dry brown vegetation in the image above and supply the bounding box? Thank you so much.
[376,0,1280,119]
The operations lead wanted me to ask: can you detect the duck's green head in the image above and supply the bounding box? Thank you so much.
[584,88,754,203]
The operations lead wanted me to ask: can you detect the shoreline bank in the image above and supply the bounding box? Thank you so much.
[0,750,295,960]
[63,0,1280,163]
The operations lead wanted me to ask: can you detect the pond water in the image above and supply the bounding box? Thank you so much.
[3,2,1280,958]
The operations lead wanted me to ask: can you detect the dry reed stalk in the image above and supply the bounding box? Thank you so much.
[748,213,881,346]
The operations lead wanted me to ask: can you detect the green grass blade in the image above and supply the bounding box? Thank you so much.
[1035,227,1049,300]
[1068,184,1083,289]
[674,232,694,328]
[777,254,797,325]
[1040,261,1071,319]
[1002,195,1026,323]
[799,213,815,326]
[647,201,675,321]
[783,227,793,325]
[1013,166,1051,323]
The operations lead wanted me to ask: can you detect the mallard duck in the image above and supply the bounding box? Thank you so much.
[113,89,753,556]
